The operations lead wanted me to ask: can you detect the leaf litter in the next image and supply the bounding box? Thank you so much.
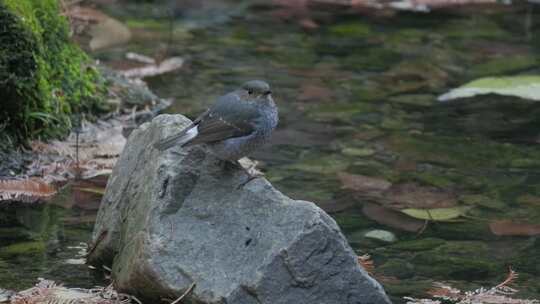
[0,108,160,204]
[405,268,539,304]
[5,278,140,304]
[339,172,475,231]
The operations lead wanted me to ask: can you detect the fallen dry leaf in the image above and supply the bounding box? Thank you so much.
[66,6,131,51]
[338,172,392,193]
[10,278,137,304]
[120,57,184,79]
[362,202,424,232]
[0,179,57,203]
[384,182,457,210]
[489,220,540,236]
[24,117,129,190]
[298,83,334,102]
[358,254,375,275]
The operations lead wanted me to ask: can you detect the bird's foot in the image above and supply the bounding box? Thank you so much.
[237,171,265,189]
[235,158,264,189]
[221,160,238,171]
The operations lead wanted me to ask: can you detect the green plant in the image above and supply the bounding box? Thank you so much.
[0,0,106,141]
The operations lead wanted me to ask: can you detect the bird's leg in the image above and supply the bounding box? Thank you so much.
[221,159,238,171]
[236,159,264,189]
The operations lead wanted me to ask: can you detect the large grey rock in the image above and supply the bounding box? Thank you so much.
[88,114,391,304]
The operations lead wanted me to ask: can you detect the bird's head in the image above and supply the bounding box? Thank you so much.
[241,80,272,101]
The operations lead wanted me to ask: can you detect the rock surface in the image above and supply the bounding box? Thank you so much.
[88,114,391,304]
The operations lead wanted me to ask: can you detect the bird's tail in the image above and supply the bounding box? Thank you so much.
[153,126,198,151]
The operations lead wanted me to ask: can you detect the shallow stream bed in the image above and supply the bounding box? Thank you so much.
[2,1,540,302]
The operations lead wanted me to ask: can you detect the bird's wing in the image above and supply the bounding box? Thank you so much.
[153,109,209,150]
[184,92,260,146]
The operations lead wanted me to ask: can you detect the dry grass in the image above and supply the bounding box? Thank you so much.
[9,279,139,304]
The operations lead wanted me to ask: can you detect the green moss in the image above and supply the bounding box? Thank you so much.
[512,238,540,276]
[0,227,34,241]
[0,0,106,140]
[423,220,495,241]
[412,241,500,280]
[384,133,540,169]
[286,155,350,175]
[342,147,375,157]
[407,171,456,188]
[440,18,510,40]
[388,94,435,107]
[307,102,376,123]
[334,214,375,233]
[378,259,415,279]
[383,279,433,299]
[342,48,401,72]
[328,21,371,37]
[470,55,538,78]
[388,237,446,252]
[0,241,46,257]
[125,18,168,30]
[460,194,506,210]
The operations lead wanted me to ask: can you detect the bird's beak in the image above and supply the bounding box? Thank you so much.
[263,90,272,96]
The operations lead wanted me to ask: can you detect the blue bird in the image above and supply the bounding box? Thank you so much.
[154,80,278,185]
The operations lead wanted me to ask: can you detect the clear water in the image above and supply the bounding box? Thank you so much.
[2,1,540,302]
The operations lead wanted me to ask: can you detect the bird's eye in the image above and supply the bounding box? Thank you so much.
[247,89,253,95]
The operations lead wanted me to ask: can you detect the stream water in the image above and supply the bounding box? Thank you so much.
[1,1,540,302]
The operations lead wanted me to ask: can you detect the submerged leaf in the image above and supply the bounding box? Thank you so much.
[400,206,471,221]
[358,254,375,275]
[438,76,540,102]
[73,187,106,195]
[362,202,424,232]
[489,220,540,236]
[338,172,392,193]
[0,179,57,203]
[384,183,458,210]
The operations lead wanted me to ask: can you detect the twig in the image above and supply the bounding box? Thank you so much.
[86,230,108,259]
[357,254,375,275]
[416,219,429,237]
[75,127,80,177]
[495,266,518,289]
[170,283,196,304]
[130,295,143,304]
[102,265,112,273]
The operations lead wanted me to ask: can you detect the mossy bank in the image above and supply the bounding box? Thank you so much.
[0,0,106,143]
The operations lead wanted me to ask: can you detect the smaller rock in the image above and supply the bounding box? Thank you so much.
[0,288,15,303]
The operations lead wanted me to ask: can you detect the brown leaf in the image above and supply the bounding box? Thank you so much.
[340,172,458,211]
[67,6,131,51]
[299,18,319,30]
[272,0,310,19]
[383,183,457,210]
[338,172,392,193]
[28,118,126,184]
[120,57,184,79]
[298,83,334,102]
[362,202,424,232]
[489,220,540,236]
[0,179,57,203]
[358,254,375,275]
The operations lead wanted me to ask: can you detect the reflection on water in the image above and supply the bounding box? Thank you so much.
[2,1,540,302]
[0,185,100,290]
